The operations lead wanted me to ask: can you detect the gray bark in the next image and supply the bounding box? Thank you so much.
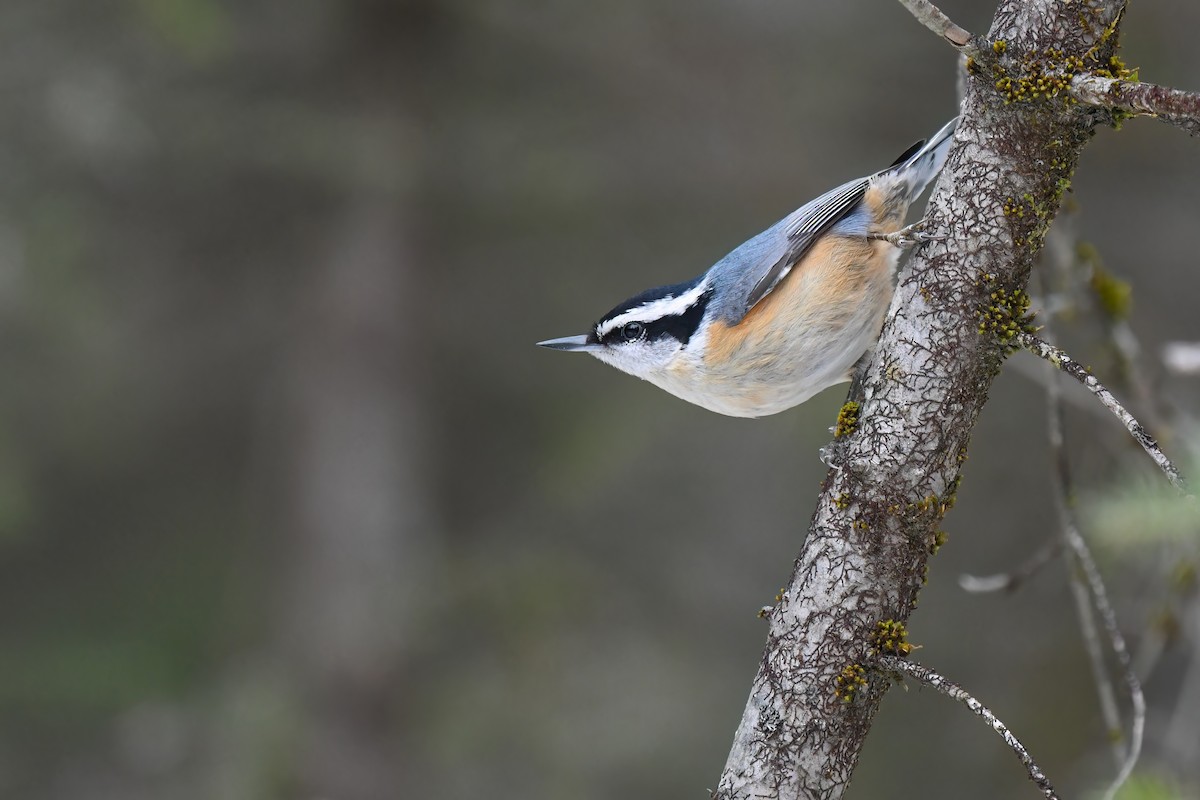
[715,1,1128,797]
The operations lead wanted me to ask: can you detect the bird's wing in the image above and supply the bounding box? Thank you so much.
[740,178,868,318]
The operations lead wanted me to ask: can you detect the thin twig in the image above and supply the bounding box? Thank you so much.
[880,656,1059,799]
[958,536,1063,593]
[1046,372,1146,800]
[1071,74,1200,138]
[1040,212,1151,796]
[1069,226,1173,434]
[1007,351,1117,424]
[1037,242,1126,768]
[1018,332,1187,493]
[1046,365,1126,768]
[896,0,975,50]
[1065,555,1125,761]
[1163,605,1200,768]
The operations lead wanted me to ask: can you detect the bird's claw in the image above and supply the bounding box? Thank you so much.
[869,219,944,249]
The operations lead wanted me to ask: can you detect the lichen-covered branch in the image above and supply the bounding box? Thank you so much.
[1018,332,1187,493]
[1071,74,1200,137]
[714,3,1134,798]
[880,656,1059,800]
[896,0,974,50]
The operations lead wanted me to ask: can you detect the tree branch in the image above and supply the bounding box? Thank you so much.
[714,2,1141,797]
[1064,209,1174,438]
[1045,370,1145,800]
[1071,74,1200,138]
[1039,224,1127,770]
[1017,332,1187,493]
[1045,366,1125,773]
[896,0,975,50]
[880,656,1059,800]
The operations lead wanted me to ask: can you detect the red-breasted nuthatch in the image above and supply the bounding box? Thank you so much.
[538,118,958,418]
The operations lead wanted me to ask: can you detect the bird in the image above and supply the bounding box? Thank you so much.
[537,118,958,418]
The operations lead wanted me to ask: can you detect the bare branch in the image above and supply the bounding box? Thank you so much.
[1071,74,1200,138]
[1044,365,1125,769]
[896,0,974,50]
[1017,332,1188,493]
[1037,223,1146,792]
[715,2,1132,795]
[1040,222,1134,771]
[1006,352,1116,424]
[1069,227,1174,436]
[1045,374,1146,800]
[958,537,1062,594]
[880,656,1059,799]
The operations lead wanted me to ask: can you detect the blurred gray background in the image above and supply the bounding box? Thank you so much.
[1,1,1198,798]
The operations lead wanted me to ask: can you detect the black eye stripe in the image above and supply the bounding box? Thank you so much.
[596,287,713,347]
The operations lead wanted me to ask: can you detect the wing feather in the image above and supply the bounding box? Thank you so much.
[741,178,868,315]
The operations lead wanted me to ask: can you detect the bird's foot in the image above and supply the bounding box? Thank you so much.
[869,218,944,249]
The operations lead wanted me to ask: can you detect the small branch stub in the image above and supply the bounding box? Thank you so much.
[897,0,974,50]
[1070,74,1200,138]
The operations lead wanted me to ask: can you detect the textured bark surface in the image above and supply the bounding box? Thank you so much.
[1071,73,1200,137]
[715,1,1127,797]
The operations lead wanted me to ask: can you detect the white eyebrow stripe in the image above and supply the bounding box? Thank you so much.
[596,279,710,338]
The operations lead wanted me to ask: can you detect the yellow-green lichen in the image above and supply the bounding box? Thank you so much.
[1002,196,1027,219]
[986,23,1136,110]
[834,663,868,703]
[1171,561,1196,591]
[943,475,962,507]
[916,495,936,512]
[834,492,852,510]
[1152,610,1181,642]
[870,620,914,657]
[929,529,948,555]
[758,588,785,618]
[907,494,942,519]
[834,401,860,438]
[1090,266,1132,320]
[1002,191,1060,251]
[991,47,1083,105]
[977,282,1037,351]
[1083,11,1136,82]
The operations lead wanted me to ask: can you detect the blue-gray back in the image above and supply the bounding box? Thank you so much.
[706,177,871,325]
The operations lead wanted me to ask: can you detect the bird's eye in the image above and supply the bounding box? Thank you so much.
[621,321,645,341]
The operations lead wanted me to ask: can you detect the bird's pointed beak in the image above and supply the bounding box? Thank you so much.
[536,334,599,352]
